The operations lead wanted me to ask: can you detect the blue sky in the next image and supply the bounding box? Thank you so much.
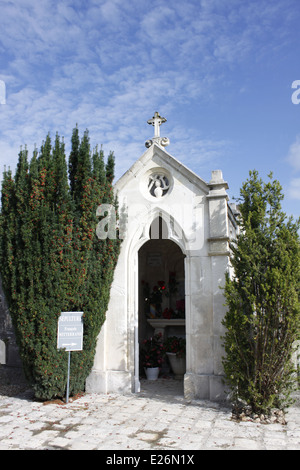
[0,0,300,220]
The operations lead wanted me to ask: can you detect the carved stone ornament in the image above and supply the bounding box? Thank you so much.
[145,137,170,148]
[145,112,170,148]
[148,174,170,198]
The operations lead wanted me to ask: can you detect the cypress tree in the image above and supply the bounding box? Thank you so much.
[105,151,115,185]
[68,125,80,196]
[0,128,121,400]
[222,170,300,414]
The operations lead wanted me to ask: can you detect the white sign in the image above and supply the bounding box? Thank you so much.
[57,312,83,351]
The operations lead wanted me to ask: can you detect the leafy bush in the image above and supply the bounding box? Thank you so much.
[0,127,121,400]
[222,171,300,414]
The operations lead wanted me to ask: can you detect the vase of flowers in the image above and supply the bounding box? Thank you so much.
[140,333,165,380]
[142,280,168,318]
[164,336,186,379]
[142,273,184,320]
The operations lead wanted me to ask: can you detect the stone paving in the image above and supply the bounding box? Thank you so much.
[0,378,299,450]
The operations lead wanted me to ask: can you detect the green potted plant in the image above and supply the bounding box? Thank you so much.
[140,334,165,380]
[164,336,186,379]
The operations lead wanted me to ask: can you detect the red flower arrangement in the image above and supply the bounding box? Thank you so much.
[140,333,165,368]
[162,308,173,319]
[142,280,168,310]
[164,336,186,358]
[142,273,185,319]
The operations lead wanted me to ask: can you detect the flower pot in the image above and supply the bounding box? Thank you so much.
[144,367,160,380]
[166,352,186,379]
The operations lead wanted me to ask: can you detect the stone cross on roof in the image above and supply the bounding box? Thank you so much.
[147,111,167,137]
[145,112,170,148]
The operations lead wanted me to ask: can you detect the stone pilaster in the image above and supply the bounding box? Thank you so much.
[207,170,229,256]
[206,170,230,400]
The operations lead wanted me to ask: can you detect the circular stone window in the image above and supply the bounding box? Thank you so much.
[148,174,170,198]
[140,168,173,201]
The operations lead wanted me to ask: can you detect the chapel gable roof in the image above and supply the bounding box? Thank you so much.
[114,142,209,195]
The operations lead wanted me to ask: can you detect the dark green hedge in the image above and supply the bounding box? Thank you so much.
[0,127,121,400]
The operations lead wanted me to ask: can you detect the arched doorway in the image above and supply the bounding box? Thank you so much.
[137,217,186,386]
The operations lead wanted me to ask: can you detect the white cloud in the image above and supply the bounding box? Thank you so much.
[288,178,300,200]
[286,135,300,202]
[0,0,299,195]
[287,136,300,172]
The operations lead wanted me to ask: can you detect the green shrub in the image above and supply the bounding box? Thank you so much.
[0,127,121,400]
[222,171,300,414]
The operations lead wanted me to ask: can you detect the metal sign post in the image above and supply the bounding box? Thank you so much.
[57,312,84,404]
[66,351,71,404]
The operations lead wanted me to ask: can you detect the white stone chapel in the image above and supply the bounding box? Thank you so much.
[86,113,239,401]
